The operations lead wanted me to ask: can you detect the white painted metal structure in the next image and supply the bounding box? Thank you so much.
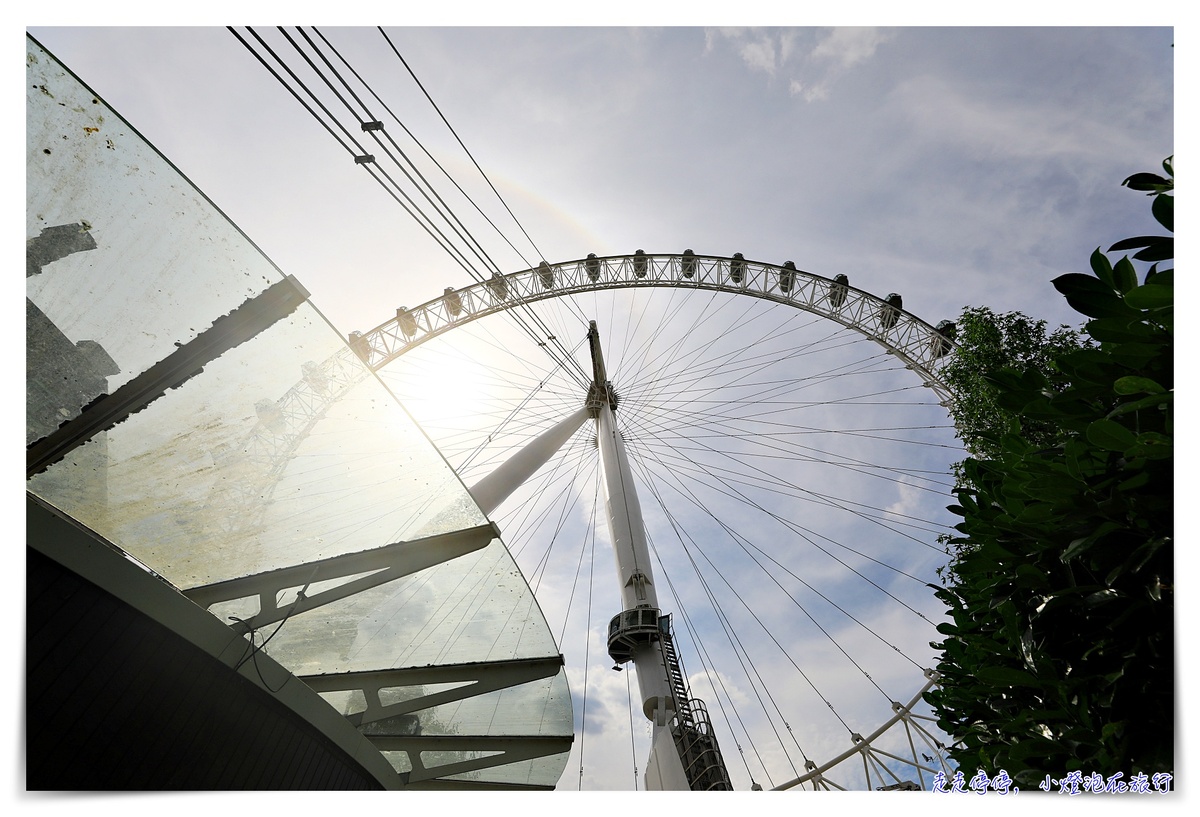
[225,252,962,791]
[227,253,956,534]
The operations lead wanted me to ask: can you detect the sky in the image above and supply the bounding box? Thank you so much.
[23,17,1178,800]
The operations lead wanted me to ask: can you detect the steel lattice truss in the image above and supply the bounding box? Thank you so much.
[354,253,957,401]
[212,252,958,559]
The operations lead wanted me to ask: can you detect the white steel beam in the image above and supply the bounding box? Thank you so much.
[468,407,589,516]
[183,522,499,633]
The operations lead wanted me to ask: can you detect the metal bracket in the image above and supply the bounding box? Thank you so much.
[183,521,499,633]
[27,274,310,478]
[383,734,573,784]
[301,654,565,727]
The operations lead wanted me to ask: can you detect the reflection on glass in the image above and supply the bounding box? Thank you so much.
[26,35,570,789]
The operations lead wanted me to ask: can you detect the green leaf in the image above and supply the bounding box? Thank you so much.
[976,666,1042,688]
[1152,193,1173,232]
[1113,376,1165,395]
[1145,268,1173,288]
[1086,419,1137,451]
[1049,276,1138,318]
[1068,292,1139,319]
[1052,272,1115,297]
[1122,172,1171,193]
[1125,431,1172,460]
[1107,391,1172,419]
[1111,257,1138,294]
[1089,248,1115,288]
[1084,317,1156,343]
[1123,284,1173,310]
[1134,238,1173,263]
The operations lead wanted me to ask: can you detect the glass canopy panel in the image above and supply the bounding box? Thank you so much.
[26,40,281,440]
[257,538,558,674]
[26,34,571,788]
[28,306,485,588]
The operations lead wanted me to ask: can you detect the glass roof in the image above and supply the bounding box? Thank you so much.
[26,34,571,789]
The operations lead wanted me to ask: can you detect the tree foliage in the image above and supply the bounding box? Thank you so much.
[927,158,1173,785]
[941,308,1089,464]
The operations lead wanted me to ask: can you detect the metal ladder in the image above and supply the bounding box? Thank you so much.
[658,616,733,790]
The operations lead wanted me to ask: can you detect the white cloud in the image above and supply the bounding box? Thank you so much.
[888,73,1148,163]
[810,26,896,69]
[709,26,895,102]
[739,37,778,75]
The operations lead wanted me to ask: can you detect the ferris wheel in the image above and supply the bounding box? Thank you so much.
[241,251,963,791]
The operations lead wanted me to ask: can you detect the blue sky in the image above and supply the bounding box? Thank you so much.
[26,25,1173,340]
[24,19,1177,797]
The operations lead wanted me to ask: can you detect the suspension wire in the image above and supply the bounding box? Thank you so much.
[641,469,856,737]
[233,27,490,280]
[625,663,639,790]
[231,27,590,390]
[622,284,848,408]
[620,361,957,552]
[556,472,601,647]
[621,294,887,408]
[518,438,594,593]
[576,486,599,790]
[313,28,539,273]
[377,26,550,268]
[590,287,950,766]
[458,334,588,472]
[373,27,594,334]
[639,421,951,558]
[624,432,936,671]
[625,447,811,741]
[645,525,780,787]
[608,279,716,401]
[650,459,907,699]
[638,440,954,545]
[295,26,506,281]
[625,426,945,621]
[638,481,807,778]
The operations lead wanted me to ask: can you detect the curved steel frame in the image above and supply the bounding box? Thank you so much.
[233,253,959,528]
[216,253,961,790]
[773,671,953,791]
[243,253,958,484]
[353,253,956,403]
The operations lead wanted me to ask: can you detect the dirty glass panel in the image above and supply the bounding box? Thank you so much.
[25,33,572,787]
[27,37,283,441]
[257,538,559,675]
[28,301,486,588]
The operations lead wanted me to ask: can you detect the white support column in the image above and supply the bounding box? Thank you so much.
[587,320,690,789]
[467,407,589,516]
[596,400,686,788]
[596,402,658,611]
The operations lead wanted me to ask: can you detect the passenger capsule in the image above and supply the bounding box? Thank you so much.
[444,286,462,317]
[780,260,796,293]
[730,252,746,284]
[880,293,902,329]
[537,260,555,289]
[633,249,648,278]
[348,331,371,362]
[486,273,509,301]
[682,249,697,279]
[828,274,849,308]
[396,306,417,337]
[932,320,957,357]
[586,253,601,282]
[255,398,285,431]
[301,360,328,394]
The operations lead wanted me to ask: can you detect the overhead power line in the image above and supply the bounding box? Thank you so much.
[227,25,590,388]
